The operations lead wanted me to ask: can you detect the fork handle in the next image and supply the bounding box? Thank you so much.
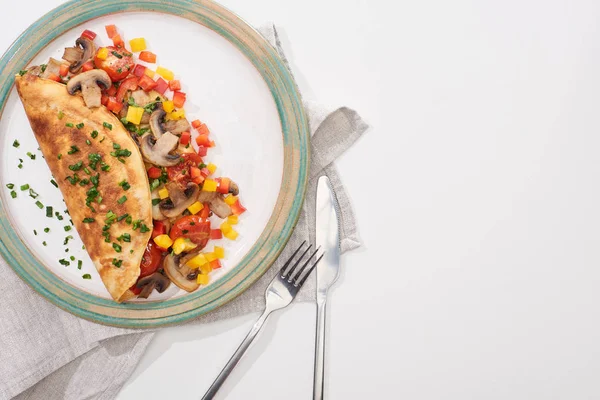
[202,310,271,400]
[313,296,328,400]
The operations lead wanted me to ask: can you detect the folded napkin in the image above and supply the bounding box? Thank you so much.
[0,24,367,400]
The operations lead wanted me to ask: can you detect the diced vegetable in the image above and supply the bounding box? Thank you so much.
[95,46,135,81]
[59,64,69,77]
[207,163,217,174]
[223,228,238,240]
[210,229,223,240]
[112,33,124,48]
[81,29,97,40]
[196,274,209,285]
[199,262,212,274]
[46,73,61,82]
[144,68,155,78]
[187,201,204,215]
[138,75,157,91]
[81,61,94,72]
[151,220,166,239]
[106,85,117,96]
[200,167,210,177]
[156,66,174,81]
[210,259,222,269]
[217,177,230,194]
[180,131,191,146]
[129,38,147,52]
[158,187,169,199]
[168,80,181,91]
[139,51,157,63]
[166,109,185,120]
[105,25,118,39]
[162,100,175,113]
[203,179,218,192]
[224,195,237,206]
[200,203,210,220]
[231,199,247,216]
[132,64,146,77]
[126,106,145,125]
[186,253,207,269]
[197,123,210,135]
[196,134,210,147]
[205,252,217,262]
[197,146,207,157]
[116,76,139,102]
[173,91,186,108]
[106,97,123,113]
[101,94,109,106]
[191,119,202,129]
[227,215,238,225]
[154,78,169,95]
[147,167,161,179]
[214,246,225,259]
[190,166,204,185]
[153,234,173,250]
[172,237,197,255]
[97,47,109,61]
[220,221,232,234]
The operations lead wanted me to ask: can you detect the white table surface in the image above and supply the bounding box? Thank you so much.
[5,0,600,399]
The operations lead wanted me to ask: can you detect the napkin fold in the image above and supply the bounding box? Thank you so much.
[0,24,367,400]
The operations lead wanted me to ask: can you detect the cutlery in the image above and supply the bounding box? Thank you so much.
[313,176,342,400]
[202,241,324,400]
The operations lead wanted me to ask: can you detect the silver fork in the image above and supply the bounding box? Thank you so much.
[201,241,324,400]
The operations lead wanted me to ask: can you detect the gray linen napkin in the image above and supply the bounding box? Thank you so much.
[0,24,367,400]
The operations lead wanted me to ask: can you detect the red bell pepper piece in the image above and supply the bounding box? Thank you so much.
[209,259,222,269]
[217,177,230,194]
[101,94,109,106]
[132,64,146,77]
[81,29,97,41]
[200,203,210,220]
[210,229,223,239]
[179,131,191,146]
[138,75,157,92]
[195,134,210,147]
[81,61,94,72]
[139,51,157,63]
[116,76,139,102]
[105,25,118,39]
[168,80,181,91]
[173,91,186,108]
[200,167,210,177]
[154,78,169,95]
[106,84,118,96]
[151,220,167,239]
[147,167,162,179]
[190,166,204,185]
[59,64,69,77]
[197,146,207,157]
[191,119,202,129]
[230,199,246,216]
[46,73,61,82]
[112,33,124,48]
[106,97,123,113]
[197,124,210,135]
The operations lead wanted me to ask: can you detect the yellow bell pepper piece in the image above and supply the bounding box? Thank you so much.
[186,253,207,269]
[153,234,173,249]
[129,38,147,53]
[158,187,169,199]
[224,195,237,205]
[144,68,155,78]
[227,215,238,225]
[172,237,197,255]
[196,274,210,285]
[126,106,144,125]
[187,201,204,215]
[207,163,217,174]
[220,221,232,234]
[165,109,185,121]
[214,246,225,259]
[200,263,212,274]
[224,228,239,240]
[162,100,175,113]
[203,179,218,192]
[205,252,216,262]
[96,47,109,60]
[156,66,174,81]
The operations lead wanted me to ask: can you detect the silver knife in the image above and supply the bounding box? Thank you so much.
[314,175,341,400]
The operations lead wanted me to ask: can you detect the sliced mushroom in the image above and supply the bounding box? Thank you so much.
[159,182,200,218]
[163,118,191,135]
[163,254,199,292]
[131,90,151,107]
[151,188,167,221]
[229,181,240,196]
[63,37,96,73]
[140,132,180,166]
[136,272,171,299]
[197,191,232,219]
[40,58,64,80]
[149,107,167,139]
[66,69,111,108]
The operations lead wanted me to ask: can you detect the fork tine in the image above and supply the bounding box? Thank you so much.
[278,241,306,277]
[283,243,312,278]
[290,246,320,283]
[295,252,324,287]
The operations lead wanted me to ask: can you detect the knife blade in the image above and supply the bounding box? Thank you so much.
[313,175,341,400]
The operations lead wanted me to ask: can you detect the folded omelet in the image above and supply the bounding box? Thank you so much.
[15,74,152,302]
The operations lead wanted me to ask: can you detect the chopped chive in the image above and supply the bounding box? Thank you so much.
[83,167,91,175]
[59,259,70,266]
[65,248,69,252]
[91,130,99,139]
[29,188,39,198]
[6,183,14,189]
[64,235,73,245]
[12,140,20,148]
[82,274,91,279]
[40,64,47,72]
[132,219,141,230]
[150,179,160,191]
[140,224,150,233]
[64,225,72,232]
[44,227,50,233]
[46,206,53,217]
[65,123,74,128]
[35,201,43,209]
[152,198,161,206]
[50,179,58,188]
[125,215,132,224]
[20,184,29,191]
[117,195,127,204]
[10,191,16,198]
[112,243,122,253]
[70,255,75,261]
[101,162,110,172]
[103,122,112,130]
[111,51,123,59]
[55,212,64,220]
[105,210,117,223]
[26,152,36,160]
[76,123,84,129]
[83,217,95,223]
[117,213,129,222]
[86,139,91,145]
[77,260,82,269]
[113,143,121,150]
[112,258,123,267]
[17,164,23,169]
[57,154,62,160]
[18,70,27,76]
[33,230,37,235]
[69,161,83,171]
[42,241,47,246]
[90,174,99,186]
[100,136,106,143]
[130,249,134,254]
[67,145,79,154]
[58,110,64,120]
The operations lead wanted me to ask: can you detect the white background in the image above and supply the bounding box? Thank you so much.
[4,1,600,399]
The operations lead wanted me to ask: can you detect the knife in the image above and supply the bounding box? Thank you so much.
[314,175,341,400]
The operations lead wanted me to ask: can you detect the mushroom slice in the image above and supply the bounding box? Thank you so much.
[163,254,200,292]
[229,181,240,196]
[66,69,112,108]
[63,37,96,73]
[159,182,200,219]
[131,90,151,107]
[136,272,171,299]
[149,107,167,139]
[163,118,191,135]
[140,132,181,167]
[197,191,233,219]
[40,58,64,80]
[151,188,167,221]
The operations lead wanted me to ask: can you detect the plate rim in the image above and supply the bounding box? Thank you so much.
[0,0,309,327]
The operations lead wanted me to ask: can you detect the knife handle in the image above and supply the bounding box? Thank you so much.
[314,297,328,400]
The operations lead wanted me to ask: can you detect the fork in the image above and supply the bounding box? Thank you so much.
[201,241,324,400]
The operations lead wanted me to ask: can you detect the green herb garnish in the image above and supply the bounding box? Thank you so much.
[152,198,161,206]
[29,188,39,198]
[103,122,112,130]
[67,145,79,154]
[50,179,58,188]
[12,140,20,148]
[111,51,123,59]
[57,154,62,160]
[20,184,29,191]
[65,123,74,128]
[64,226,71,232]
[117,195,127,204]
[64,235,73,245]
[46,206,53,218]
[10,191,16,198]
[83,218,95,223]
[112,258,122,267]
[112,243,122,253]
[44,227,50,233]
[27,152,35,160]
[69,161,83,171]
[91,130,99,139]
[78,260,82,269]
[82,274,91,279]
[6,183,14,189]
[59,259,70,266]
[76,123,84,129]
[58,111,64,120]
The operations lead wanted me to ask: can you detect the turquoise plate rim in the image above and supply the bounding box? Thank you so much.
[0,0,309,327]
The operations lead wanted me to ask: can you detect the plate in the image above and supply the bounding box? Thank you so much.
[0,0,308,327]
